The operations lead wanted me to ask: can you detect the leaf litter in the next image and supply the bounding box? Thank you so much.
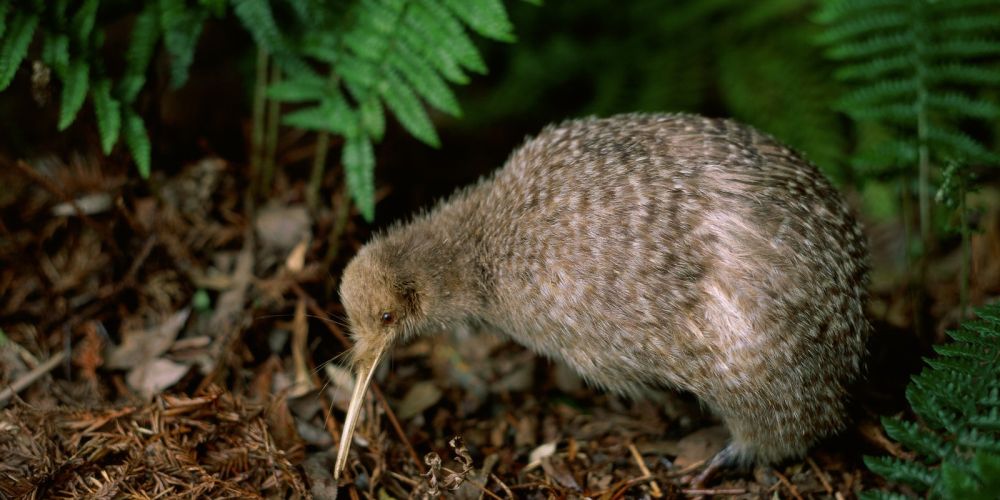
[2,152,997,499]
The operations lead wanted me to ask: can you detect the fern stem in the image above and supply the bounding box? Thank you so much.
[959,188,969,320]
[261,63,281,196]
[323,182,352,297]
[251,48,269,197]
[914,0,931,335]
[307,131,330,211]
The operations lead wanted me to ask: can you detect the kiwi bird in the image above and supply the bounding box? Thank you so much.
[333,113,870,481]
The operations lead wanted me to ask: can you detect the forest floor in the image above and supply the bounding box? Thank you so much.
[1,152,999,499]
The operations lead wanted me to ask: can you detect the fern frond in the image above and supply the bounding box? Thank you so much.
[70,0,99,45]
[834,55,911,81]
[438,0,514,42]
[837,79,917,109]
[929,64,1000,86]
[57,59,90,130]
[843,103,915,123]
[814,0,910,24]
[0,2,9,40]
[282,92,357,136]
[123,110,151,178]
[883,417,952,457]
[266,74,329,103]
[380,68,439,146]
[0,11,39,90]
[816,12,908,45]
[937,15,1000,35]
[858,491,912,500]
[231,0,284,53]
[160,0,207,88]
[861,302,1000,495]
[825,32,913,60]
[388,42,461,115]
[42,33,70,76]
[930,39,1000,58]
[359,95,385,140]
[342,133,375,221]
[926,126,999,164]
[864,456,937,490]
[401,2,484,81]
[120,2,161,103]
[92,79,121,154]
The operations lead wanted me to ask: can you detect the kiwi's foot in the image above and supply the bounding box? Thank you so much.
[689,443,749,487]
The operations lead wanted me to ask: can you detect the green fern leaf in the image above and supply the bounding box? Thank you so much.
[837,79,917,109]
[929,64,1000,86]
[958,429,1000,453]
[937,15,1000,35]
[858,491,913,500]
[816,12,908,45]
[0,2,9,40]
[883,417,952,457]
[339,62,379,109]
[388,43,461,116]
[930,39,1000,58]
[438,0,514,42]
[58,59,89,131]
[835,55,911,81]
[864,456,937,490]
[0,11,39,90]
[359,95,385,140]
[121,2,161,103]
[266,75,329,102]
[92,79,121,154]
[160,0,207,88]
[231,0,284,54]
[123,110,151,178]
[926,92,1000,120]
[926,126,999,164]
[825,32,913,60]
[282,94,357,135]
[970,408,1000,433]
[379,68,440,147]
[404,2,486,79]
[342,133,375,222]
[42,33,70,76]
[845,103,916,123]
[814,0,909,23]
[70,0,99,45]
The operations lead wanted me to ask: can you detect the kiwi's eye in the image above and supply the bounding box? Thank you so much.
[380,312,394,324]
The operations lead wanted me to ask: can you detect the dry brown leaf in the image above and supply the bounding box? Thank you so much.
[106,308,190,370]
[254,204,311,252]
[126,358,189,399]
[397,381,443,420]
[672,425,729,468]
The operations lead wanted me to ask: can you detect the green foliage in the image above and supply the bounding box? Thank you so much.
[256,0,520,220]
[461,0,850,181]
[0,0,193,177]
[862,302,1000,499]
[816,0,1000,178]
[0,0,523,219]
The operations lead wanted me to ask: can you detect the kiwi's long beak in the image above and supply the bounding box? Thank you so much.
[333,349,384,480]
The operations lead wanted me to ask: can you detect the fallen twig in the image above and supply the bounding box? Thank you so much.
[627,442,663,498]
[680,488,746,496]
[773,469,804,500]
[0,350,68,406]
[806,456,834,495]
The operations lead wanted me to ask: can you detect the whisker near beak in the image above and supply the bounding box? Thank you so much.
[333,349,385,480]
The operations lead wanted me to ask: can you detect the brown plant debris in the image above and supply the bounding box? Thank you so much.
[0,385,307,499]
